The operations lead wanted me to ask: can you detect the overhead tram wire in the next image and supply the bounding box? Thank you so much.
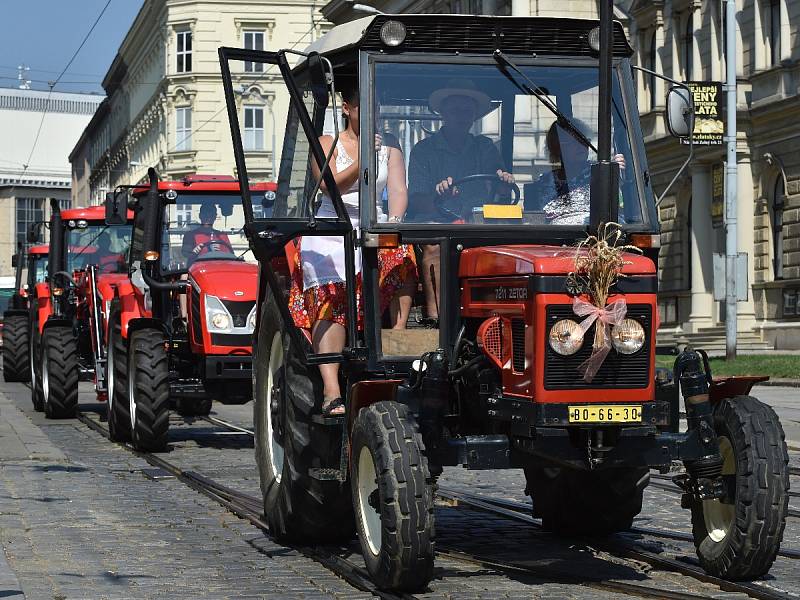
[15,0,112,186]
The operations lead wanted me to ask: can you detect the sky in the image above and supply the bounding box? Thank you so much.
[0,0,143,96]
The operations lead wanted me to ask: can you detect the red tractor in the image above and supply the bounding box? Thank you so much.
[2,243,48,382]
[219,8,789,593]
[104,172,275,450]
[28,199,133,417]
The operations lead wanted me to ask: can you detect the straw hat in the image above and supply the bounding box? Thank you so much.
[429,79,491,116]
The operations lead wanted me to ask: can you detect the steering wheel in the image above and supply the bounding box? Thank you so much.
[434,173,521,221]
[192,239,235,257]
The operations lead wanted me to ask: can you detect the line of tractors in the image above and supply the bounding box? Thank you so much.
[2,172,275,451]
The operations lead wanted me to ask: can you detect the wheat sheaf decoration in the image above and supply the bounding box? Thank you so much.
[566,223,642,383]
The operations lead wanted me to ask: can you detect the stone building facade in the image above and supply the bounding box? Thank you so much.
[0,88,103,278]
[70,0,329,205]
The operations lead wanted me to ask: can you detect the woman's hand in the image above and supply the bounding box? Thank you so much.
[375,133,383,149]
[612,153,626,171]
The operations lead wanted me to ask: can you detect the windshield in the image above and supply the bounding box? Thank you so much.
[67,223,131,274]
[31,255,48,284]
[160,194,251,273]
[371,60,642,227]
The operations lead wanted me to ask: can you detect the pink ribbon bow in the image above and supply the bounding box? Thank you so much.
[572,297,628,383]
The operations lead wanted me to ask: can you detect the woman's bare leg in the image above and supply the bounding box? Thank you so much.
[421,245,440,320]
[389,280,416,329]
[312,319,346,414]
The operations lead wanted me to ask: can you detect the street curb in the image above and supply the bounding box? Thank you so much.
[754,379,800,388]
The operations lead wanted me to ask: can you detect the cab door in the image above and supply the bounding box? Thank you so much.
[219,47,360,363]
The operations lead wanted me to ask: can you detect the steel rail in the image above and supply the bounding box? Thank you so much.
[74,411,416,600]
[437,487,796,600]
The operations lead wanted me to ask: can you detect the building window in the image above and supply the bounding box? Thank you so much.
[783,289,800,317]
[648,32,657,110]
[176,30,192,73]
[684,13,694,79]
[16,198,44,249]
[768,0,781,66]
[175,106,192,151]
[244,106,264,151]
[243,31,264,72]
[176,203,193,227]
[773,177,785,280]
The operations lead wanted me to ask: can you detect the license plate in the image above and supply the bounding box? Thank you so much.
[568,405,642,423]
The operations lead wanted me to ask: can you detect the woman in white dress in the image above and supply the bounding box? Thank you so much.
[289,84,417,415]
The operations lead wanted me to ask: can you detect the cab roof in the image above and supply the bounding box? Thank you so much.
[301,14,633,61]
[132,175,276,195]
[61,205,134,222]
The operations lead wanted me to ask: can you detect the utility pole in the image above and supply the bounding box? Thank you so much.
[724,0,738,359]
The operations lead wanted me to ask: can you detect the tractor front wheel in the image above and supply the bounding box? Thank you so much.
[29,323,43,411]
[42,326,79,419]
[253,295,353,544]
[526,466,649,536]
[107,320,131,442]
[128,329,170,451]
[690,395,789,580]
[351,401,435,591]
[2,315,30,382]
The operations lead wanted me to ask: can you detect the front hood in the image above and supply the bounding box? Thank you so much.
[459,245,656,278]
[95,273,129,302]
[188,260,258,301]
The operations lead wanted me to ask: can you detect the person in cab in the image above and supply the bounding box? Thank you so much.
[181,201,233,265]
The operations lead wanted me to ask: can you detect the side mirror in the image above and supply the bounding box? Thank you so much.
[105,190,128,225]
[11,254,18,268]
[666,86,694,138]
[307,52,331,109]
[27,223,39,243]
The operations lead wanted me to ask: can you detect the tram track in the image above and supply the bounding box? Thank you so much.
[72,409,799,600]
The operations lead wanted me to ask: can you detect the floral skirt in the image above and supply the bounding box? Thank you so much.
[289,244,417,329]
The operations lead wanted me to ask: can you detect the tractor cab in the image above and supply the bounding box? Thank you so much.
[219,12,788,591]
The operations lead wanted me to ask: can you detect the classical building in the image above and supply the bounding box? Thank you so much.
[628,0,799,349]
[70,0,329,205]
[0,87,103,278]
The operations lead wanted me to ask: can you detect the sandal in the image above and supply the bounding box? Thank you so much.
[322,397,345,417]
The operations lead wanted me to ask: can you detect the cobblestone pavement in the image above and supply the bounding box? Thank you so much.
[0,379,799,598]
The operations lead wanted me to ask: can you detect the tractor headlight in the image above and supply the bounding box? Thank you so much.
[247,304,257,332]
[205,294,232,333]
[548,319,584,356]
[380,21,406,47]
[611,319,646,355]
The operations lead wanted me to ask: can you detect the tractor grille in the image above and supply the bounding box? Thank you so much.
[544,303,651,389]
[222,300,255,329]
[362,16,632,57]
[511,319,525,373]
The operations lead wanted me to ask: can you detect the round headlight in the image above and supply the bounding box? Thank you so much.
[380,20,406,47]
[211,313,230,330]
[587,26,600,52]
[611,318,646,355]
[548,319,584,356]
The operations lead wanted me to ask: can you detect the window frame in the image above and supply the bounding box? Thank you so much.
[243,30,265,72]
[175,106,193,151]
[683,12,694,79]
[768,0,781,67]
[176,29,193,73]
[16,197,44,250]
[243,105,265,151]
[648,31,657,110]
[772,175,785,281]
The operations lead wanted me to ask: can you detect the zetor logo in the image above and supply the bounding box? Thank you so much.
[495,286,528,301]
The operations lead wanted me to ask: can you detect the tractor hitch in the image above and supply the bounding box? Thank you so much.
[674,347,725,500]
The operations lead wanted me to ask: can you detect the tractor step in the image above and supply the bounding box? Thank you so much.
[311,414,345,426]
[308,467,345,481]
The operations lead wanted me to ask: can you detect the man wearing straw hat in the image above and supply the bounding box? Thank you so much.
[406,78,514,322]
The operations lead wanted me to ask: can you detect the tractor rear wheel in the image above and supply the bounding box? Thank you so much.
[29,323,43,412]
[42,326,79,419]
[351,401,434,591]
[527,466,649,536]
[253,295,354,543]
[176,397,212,417]
[107,320,131,442]
[128,328,170,452]
[690,395,789,580]
[2,315,30,382]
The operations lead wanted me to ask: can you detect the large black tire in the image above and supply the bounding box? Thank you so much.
[29,322,44,412]
[2,315,30,382]
[254,295,354,543]
[690,395,789,580]
[42,326,79,419]
[106,319,131,442]
[526,466,649,536]
[351,401,434,591]
[128,328,170,452]
[176,397,212,417]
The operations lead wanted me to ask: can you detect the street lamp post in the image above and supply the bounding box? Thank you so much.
[724,0,738,359]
